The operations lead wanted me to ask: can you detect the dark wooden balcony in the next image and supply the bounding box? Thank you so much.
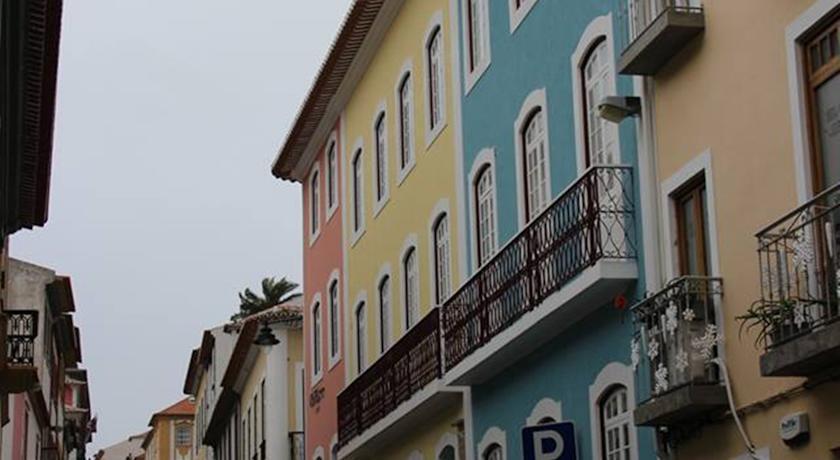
[337,308,448,455]
[618,0,705,76]
[289,432,303,460]
[631,277,727,427]
[755,182,840,378]
[442,166,637,384]
[1,310,39,392]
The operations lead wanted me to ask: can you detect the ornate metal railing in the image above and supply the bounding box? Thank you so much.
[619,0,704,49]
[632,277,722,398]
[6,310,38,366]
[755,182,840,349]
[442,166,635,371]
[289,432,304,460]
[337,308,441,447]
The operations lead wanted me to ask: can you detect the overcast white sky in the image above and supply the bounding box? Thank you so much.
[10,0,351,452]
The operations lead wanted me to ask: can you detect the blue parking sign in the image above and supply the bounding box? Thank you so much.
[521,421,577,460]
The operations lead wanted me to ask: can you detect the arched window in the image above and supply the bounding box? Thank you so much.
[329,280,339,360]
[313,301,322,376]
[379,276,391,352]
[438,445,456,460]
[310,170,320,235]
[433,214,451,304]
[601,385,632,460]
[403,247,419,328]
[466,0,487,72]
[474,165,496,265]
[375,112,388,202]
[427,27,444,129]
[523,109,548,221]
[582,38,617,167]
[352,149,364,232]
[355,302,366,373]
[482,444,503,460]
[399,73,413,170]
[327,141,338,210]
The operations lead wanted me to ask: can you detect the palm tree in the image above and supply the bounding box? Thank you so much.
[231,277,299,321]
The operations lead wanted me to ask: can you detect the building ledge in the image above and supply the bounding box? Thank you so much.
[760,320,840,378]
[618,6,704,76]
[444,259,637,385]
[634,384,727,427]
[337,380,460,460]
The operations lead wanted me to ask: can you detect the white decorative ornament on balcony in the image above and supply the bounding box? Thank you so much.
[665,302,678,337]
[675,350,689,373]
[682,307,696,322]
[793,302,807,329]
[691,324,721,361]
[631,338,640,372]
[647,337,660,361]
[792,228,814,270]
[654,363,669,394]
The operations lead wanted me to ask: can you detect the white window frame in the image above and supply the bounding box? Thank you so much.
[513,88,552,229]
[468,149,500,269]
[309,293,324,386]
[326,132,340,221]
[350,138,366,246]
[400,234,421,331]
[308,164,322,245]
[588,362,639,460]
[424,11,448,148]
[571,14,621,176]
[376,263,393,354]
[525,398,562,426]
[435,432,460,460]
[477,427,506,460]
[395,60,416,185]
[461,0,492,94]
[427,199,452,306]
[312,446,325,460]
[786,0,840,202]
[353,291,368,375]
[372,101,390,216]
[508,0,538,33]
[326,270,342,369]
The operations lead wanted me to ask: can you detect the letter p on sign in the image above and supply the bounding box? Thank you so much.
[521,422,577,460]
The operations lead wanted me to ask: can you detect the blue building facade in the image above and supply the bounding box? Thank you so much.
[449,1,656,458]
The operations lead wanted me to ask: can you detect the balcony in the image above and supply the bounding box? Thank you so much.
[618,0,705,76]
[631,277,727,427]
[754,183,840,378]
[289,433,304,460]
[338,308,457,459]
[1,310,39,393]
[443,166,637,384]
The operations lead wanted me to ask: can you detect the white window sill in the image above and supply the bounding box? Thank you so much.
[326,203,338,223]
[328,354,341,371]
[426,121,447,151]
[308,228,321,247]
[509,0,538,33]
[465,58,491,95]
[350,228,366,248]
[372,195,389,219]
[397,159,417,186]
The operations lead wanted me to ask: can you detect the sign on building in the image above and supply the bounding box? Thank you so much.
[521,421,577,460]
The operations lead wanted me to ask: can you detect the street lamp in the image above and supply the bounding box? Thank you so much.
[254,322,280,346]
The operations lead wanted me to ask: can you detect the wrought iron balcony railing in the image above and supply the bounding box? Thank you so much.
[289,432,304,460]
[618,0,705,75]
[755,182,840,350]
[442,166,635,371]
[337,308,441,448]
[632,277,722,398]
[6,310,38,366]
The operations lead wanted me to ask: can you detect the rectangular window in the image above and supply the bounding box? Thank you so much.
[352,151,363,232]
[329,281,339,359]
[434,216,451,304]
[404,249,419,328]
[310,171,320,235]
[804,15,840,193]
[399,75,413,169]
[428,29,444,129]
[379,277,391,352]
[356,303,366,373]
[475,166,497,265]
[375,115,387,201]
[327,142,337,209]
[467,0,484,71]
[313,302,322,375]
[674,179,710,276]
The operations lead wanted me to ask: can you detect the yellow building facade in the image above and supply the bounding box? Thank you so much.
[143,398,195,460]
[623,0,840,458]
[337,1,466,459]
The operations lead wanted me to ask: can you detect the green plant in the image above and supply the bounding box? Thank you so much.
[231,277,299,321]
[736,299,796,348]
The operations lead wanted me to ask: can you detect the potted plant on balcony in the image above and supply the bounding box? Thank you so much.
[737,299,802,348]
